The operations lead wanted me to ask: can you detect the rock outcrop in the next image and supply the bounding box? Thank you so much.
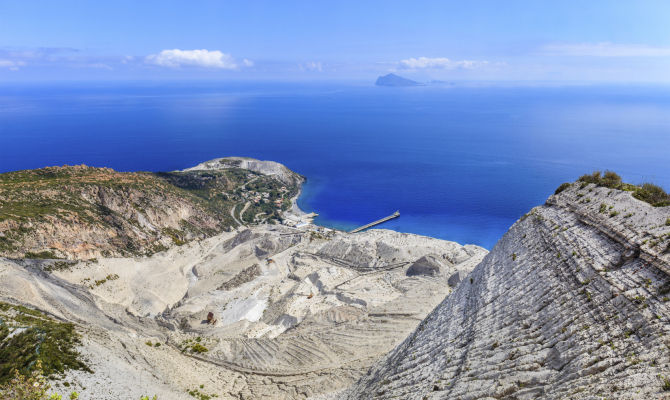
[346,182,670,399]
[447,270,465,287]
[406,255,446,277]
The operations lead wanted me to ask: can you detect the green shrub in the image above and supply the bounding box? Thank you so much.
[24,250,60,259]
[0,361,50,400]
[576,171,670,207]
[633,183,670,207]
[190,343,208,354]
[601,171,622,188]
[187,389,212,400]
[666,218,670,226]
[554,182,571,195]
[578,171,602,185]
[663,376,670,391]
[43,261,74,272]
[0,303,91,384]
[578,170,622,189]
[0,360,78,400]
[599,203,607,213]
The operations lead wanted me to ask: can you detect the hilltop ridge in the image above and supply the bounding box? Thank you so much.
[0,158,303,259]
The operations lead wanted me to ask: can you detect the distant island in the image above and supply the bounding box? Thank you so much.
[375,73,421,87]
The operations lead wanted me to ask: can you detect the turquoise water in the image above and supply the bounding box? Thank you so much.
[1,82,669,248]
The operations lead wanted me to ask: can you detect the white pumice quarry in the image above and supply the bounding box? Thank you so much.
[0,226,486,399]
[345,182,670,400]
[0,159,489,399]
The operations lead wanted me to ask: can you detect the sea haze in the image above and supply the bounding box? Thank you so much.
[1,81,669,248]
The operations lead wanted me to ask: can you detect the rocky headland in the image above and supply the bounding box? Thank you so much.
[0,160,303,260]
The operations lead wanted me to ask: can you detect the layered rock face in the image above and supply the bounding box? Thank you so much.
[347,182,670,399]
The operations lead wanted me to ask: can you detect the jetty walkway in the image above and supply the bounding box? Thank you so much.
[349,211,400,233]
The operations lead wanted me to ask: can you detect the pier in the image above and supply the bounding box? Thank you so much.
[349,211,400,233]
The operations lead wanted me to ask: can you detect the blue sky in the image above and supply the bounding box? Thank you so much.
[1,0,670,82]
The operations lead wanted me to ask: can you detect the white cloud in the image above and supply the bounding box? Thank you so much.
[0,59,25,71]
[145,49,250,69]
[541,42,670,57]
[300,61,323,72]
[85,63,113,70]
[399,57,488,70]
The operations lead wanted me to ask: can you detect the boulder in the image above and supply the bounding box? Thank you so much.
[448,271,465,287]
[406,255,443,277]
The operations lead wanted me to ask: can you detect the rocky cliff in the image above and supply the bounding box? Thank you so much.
[346,180,670,399]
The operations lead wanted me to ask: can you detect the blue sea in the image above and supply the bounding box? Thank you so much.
[1,81,669,248]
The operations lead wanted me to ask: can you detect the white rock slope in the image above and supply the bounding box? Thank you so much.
[0,226,486,399]
[347,182,670,399]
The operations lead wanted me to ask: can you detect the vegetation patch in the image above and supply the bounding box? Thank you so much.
[662,375,670,391]
[162,227,186,246]
[0,302,91,384]
[0,360,81,400]
[93,274,119,287]
[632,183,670,207]
[188,387,218,400]
[44,261,76,273]
[25,250,61,260]
[578,171,623,189]
[180,338,209,354]
[575,171,670,207]
[554,182,571,194]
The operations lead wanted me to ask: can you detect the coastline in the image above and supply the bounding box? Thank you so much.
[283,176,323,228]
[289,181,307,217]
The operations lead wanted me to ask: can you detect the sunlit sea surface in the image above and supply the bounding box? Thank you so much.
[2,82,669,248]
